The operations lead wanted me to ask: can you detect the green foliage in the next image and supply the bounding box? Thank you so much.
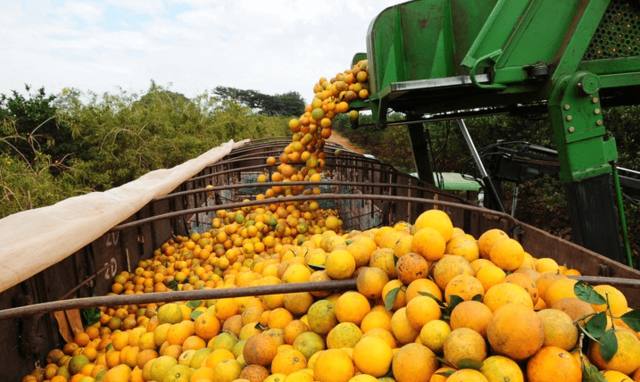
[0,83,291,218]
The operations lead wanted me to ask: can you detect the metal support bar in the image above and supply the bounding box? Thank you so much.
[457,119,506,212]
[407,121,435,186]
[548,73,624,262]
[0,280,357,321]
[612,165,634,268]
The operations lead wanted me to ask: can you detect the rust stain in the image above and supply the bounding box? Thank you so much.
[419,18,429,29]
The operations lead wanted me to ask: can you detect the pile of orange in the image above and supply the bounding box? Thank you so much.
[22,208,640,382]
[21,61,640,382]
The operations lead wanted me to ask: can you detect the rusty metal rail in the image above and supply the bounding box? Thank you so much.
[154,180,455,201]
[1,275,638,321]
[0,280,357,320]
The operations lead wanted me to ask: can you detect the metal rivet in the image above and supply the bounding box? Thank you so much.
[566,115,573,122]
[563,104,571,110]
[592,97,599,104]
[596,119,604,126]
[594,108,601,115]
[568,126,576,133]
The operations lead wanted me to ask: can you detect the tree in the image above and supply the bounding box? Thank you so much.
[213,86,304,116]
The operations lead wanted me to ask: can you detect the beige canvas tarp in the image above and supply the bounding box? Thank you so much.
[0,139,247,293]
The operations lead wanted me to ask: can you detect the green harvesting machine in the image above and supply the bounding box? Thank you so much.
[354,0,640,265]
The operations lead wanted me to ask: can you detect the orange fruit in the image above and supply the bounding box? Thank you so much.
[550,297,595,321]
[429,367,456,382]
[182,335,206,351]
[369,248,397,278]
[271,349,307,375]
[603,370,635,382]
[476,265,506,291]
[102,364,132,382]
[445,234,479,262]
[444,274,484,303]
[381,279,406,311]
[489,238,524,271]
[411,228,446,261]
[480,355,524,382]
[390,308,418,344]
[443,327,487,368]
[406,278,442,302]
[392,343,438,382]
[194,312,221,340]
[542,278,577,306]
[405,295,441,330]
[505,272,539,303]
[335,291,370,325]
[483,282,533,311]
[314,349,354,382]
[353,336,393,377]
[239,364,270,381]
[326,322,363,349]
[325,249,355,279]
[243,333,277,366]
[592,285,629,316]
[419,320,451,353]
[360,308,392,333]
[414,209,454,242]
[526,346,581,382]
[450,300,493,337]
[478,229,508,259]
[363,327,396,349]
[356,267,389,299]
[535,257,559,273]
[447,369,489,382]
[395,253,429,285]
[487,303,544,360]
[536,309,578,351]
[432,254,473,290]
[307,300,337,335]
[590,330,640,375]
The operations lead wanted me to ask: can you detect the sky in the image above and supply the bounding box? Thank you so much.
[0,0,399,102]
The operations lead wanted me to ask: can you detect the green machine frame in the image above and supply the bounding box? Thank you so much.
[358,0,640,264]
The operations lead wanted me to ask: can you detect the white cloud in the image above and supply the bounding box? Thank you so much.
[0,0,399,101]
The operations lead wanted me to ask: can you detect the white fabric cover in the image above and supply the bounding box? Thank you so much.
[0,139,248,292]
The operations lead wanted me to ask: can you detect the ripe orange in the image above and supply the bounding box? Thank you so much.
[526,346,581,382]
[356,267,389,299]
[414,209,454,242]
[411,228,446,261]
[489,238,524,271]
[536,309,578,350]
[395,253,429,285]
[243,333,277,366]
[450,300,493,336]
[487,303,544,360]
[432,254,473,289]
[405,295,441,330]
[478,229,508,259]
[326,322,362,349]
[419,320,451,353]
[353,336,393,377]
[271,349,307,375]
[392,343,438,382]
[335,291,370,324]
[443,327,487,368]
[314,349,354,382]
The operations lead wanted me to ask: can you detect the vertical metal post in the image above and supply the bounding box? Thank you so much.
[407,120,435,186]
[457,119,505,212]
